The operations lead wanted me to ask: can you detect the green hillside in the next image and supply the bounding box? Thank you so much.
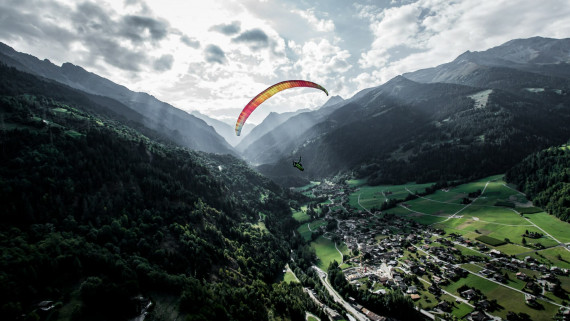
[506,143,570,221]
[0,64,316,321]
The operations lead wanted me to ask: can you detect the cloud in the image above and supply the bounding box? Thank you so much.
[292,9,334,32]
[0,3,76,47]
[68,2,160,71]
[290,38,351,97]
[350,0,570,90]
[181,35,200,48]
[358,3,423,69]
[3,0,570,125]
[209,21,241,35]
[120,15,169,43]
[231,28,269,50]
[0,0,181,72]
[204,44,227,64]
[153,54,174,71]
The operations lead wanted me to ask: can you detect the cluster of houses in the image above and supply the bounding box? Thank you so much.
[303,181,570,320]
[447,233,570,274]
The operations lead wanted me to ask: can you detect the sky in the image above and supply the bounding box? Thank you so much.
[0,0,569,125]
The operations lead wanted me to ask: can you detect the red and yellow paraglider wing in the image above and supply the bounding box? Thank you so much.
[235,80,328,136]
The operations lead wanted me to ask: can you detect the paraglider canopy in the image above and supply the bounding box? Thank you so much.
[235,80,328,136]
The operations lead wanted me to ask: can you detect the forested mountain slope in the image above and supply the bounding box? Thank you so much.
[506,143,570,221]
[0,64,315,321]
[0,42,236,155]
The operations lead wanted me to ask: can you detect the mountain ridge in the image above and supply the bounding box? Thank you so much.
[253,37,570,186]
[0,42,236,155]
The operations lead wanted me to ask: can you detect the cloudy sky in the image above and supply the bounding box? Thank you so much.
[1,0,569,125]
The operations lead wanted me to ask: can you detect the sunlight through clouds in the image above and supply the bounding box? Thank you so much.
[1,0,568,124]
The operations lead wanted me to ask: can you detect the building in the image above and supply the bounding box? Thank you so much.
[410,294,420,301]
[461,289,477,300]
[468,311,488,321]
[437,301,451,312]
[361,308,387,321]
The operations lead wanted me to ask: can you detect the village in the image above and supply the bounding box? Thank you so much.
[293,178,570,321]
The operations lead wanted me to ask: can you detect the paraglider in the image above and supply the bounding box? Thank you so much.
[293,156,304,171]
[235,80,328,136]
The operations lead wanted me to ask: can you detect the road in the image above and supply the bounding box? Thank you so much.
[287,263,345,320]
[312,265,370,321]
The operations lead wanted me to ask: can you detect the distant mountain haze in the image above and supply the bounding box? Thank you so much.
[190,110,255,147]
[239,95,353,165]
[0,42,236,155]
[404,37,570,85]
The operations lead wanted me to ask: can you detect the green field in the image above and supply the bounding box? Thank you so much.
[436,217,552,249]
[450,301,474,319]
[445,273,559,320]
[560,275,570,293]
[516,246,570,269]
[346,178,367,187]
[292,206,311,222]
[435,217,538,244]
[384,206,448,225]
[297,220,326,241]
[445,274,498,295]
[337,242,351,256]
[52,107,71,113]
[461,263,484,273]
[311,236,342,270]
[402,197,465,216]
[283,270,299,284]
[293,181,321,192]
[418,189,467,204]
[453,244,487,258]
[494,243,533,255]
[297,223,312,241]
[65,130,84,138]
[450,176,497,194]
[501,269,528,291]
[515,207,543,214]
[347,174,568,320]
[348,182,434,210]
[459,206,528,225]
[476,235,506,246]
[470,179,527,206]
[525,212,570,243]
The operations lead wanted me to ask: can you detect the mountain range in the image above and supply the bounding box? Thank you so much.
[0,42,236,155]
[190,110,255,147]
[250,37,570,186]
[1,37,569,187]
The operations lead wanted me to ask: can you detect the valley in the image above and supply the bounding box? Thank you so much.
[287,175,570,321]
[1,34,569,321]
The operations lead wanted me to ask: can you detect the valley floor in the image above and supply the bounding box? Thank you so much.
[287,175,570,321]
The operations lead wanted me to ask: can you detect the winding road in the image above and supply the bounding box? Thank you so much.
[312,265,370,321]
